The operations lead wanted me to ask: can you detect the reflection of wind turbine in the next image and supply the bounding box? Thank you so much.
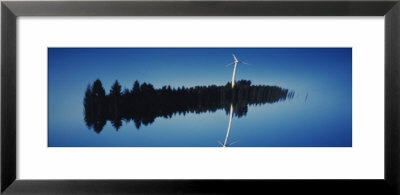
[218,103,238,147]
[226,54,250,88]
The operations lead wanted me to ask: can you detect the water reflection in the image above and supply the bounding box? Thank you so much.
[219,103,234,147]
[83,79,294,133]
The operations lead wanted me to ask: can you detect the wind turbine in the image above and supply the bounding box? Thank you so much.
[218,104,234,147]
[218,54,250,147]
[226,54,250,88]
[217,103,239,147]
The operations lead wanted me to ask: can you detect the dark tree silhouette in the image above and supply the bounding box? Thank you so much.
[84,79,294,133]
[84,79,107,133]
[109,80,122,130]
[83,85,94,128]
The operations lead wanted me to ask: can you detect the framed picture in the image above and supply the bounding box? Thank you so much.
[2,0,400,194]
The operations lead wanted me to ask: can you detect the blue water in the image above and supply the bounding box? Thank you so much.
[48,48,352,147]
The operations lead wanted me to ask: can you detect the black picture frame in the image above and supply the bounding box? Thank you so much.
[2,0,400,194]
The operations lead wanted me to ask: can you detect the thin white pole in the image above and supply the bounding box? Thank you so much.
[223,103,234,147]
[231,61,238,88]
[222,54,239,147]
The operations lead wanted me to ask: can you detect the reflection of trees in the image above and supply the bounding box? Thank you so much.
[83,79,107,133]
[84,79,294,133]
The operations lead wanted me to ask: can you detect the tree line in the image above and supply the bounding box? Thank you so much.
[84,79,294,133]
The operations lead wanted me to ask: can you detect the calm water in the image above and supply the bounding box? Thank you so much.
[48,48,352,147]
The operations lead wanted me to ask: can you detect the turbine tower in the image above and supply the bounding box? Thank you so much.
[226,54,250,88]
[218,103,238,147]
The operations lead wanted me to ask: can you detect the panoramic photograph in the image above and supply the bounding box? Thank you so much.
[48,48,352,147]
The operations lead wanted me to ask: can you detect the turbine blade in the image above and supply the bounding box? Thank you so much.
[226,62,235,67]
[240,61,251,65]
[228,140,239,146]
[232,54,238,62]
